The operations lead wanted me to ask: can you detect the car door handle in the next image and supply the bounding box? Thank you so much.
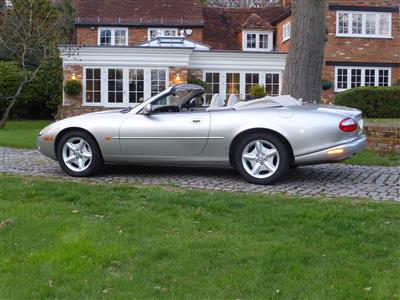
[192,119,203,124]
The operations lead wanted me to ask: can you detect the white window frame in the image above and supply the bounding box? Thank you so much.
[82,66,169,107]
[334,66,391,92]
[335,11,392,38]
[242,30,273,52]
[203,70,282,101]
[282,22,291,42]
[98,27,128,46]
[148,28,179,40]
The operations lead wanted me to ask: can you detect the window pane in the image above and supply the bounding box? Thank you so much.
[226,73,240,98]
[378,69,389,86]
[86,68,101,103]
[86,92,92,102]
[86,68,93,79]
[352,14,362,34]
[115,30,126,46]
[259,34,268,49]
[100,29,111,45]
[365,69,375,86]
[265,73,280,96]
[247,34,256,48]
[366,14,376,35]
[351,69,362,87]
[93,92,101,103]
[245,73,260,99]
[205,72,220,104]
[337,68,348,89]
[338,13,349,34]
[379,14,390,36]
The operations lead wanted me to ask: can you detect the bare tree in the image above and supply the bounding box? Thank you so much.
[0,0,60,128]
[205,0,281,7]
[282,0,327,102]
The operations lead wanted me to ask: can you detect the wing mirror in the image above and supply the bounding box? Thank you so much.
[143,104,153,115]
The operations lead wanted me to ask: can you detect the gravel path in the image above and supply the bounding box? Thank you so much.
[1,146,399,201]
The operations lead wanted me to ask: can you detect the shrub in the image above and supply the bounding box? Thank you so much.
[64,79,82,96]
[188,76,207,89]
[250,84,267,98]
[335,86,400,118]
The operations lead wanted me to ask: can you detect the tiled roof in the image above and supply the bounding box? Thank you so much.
[239,13,274,31]
[202,7,286,50]
[75,0,204,26]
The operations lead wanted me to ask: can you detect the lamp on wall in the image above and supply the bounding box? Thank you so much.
[175,73,182,83]
[71,73,77,80]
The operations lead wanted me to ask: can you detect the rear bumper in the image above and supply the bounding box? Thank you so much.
[294,134,367,166]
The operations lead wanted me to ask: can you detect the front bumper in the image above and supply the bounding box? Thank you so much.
[37,134,57,160]
[294,134,367,166]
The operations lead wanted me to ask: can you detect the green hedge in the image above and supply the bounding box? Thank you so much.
[335,86,400,118]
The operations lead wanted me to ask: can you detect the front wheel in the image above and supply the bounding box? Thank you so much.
[56,130,103,177]
[234,133,291,184]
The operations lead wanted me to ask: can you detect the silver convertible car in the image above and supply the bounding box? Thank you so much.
[38,84,367,184]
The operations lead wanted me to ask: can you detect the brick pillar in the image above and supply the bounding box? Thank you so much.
[63,65,83,107]
[169,67,188,85]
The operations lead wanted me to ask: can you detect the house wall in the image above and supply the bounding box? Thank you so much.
[76,27,204,46]
[277,1,400,103]
[275,16,291,53]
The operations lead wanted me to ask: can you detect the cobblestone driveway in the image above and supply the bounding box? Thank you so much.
[1,147,399,201]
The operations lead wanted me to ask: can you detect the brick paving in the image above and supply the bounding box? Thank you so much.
[1,147,399,201]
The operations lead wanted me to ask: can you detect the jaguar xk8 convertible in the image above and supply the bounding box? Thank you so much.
[38,84,367,184]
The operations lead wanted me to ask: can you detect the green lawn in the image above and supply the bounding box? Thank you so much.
[0,120,52,149]
[1,174,400,299]
[345,149,400,167]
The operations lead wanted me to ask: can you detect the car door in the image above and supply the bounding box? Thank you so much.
[119,111,211,157]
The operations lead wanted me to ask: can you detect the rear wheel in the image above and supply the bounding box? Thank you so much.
[56,130,103,177]
[234,133,290,184]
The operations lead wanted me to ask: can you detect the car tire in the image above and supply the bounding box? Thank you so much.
[56,130,103,177]
[234,133,290,184]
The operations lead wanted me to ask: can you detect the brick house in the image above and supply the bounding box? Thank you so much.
[59,0,400,118]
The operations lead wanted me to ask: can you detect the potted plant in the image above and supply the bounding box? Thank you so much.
[64,79,82,96]
[249,84,267,100]
[321,80,333,90]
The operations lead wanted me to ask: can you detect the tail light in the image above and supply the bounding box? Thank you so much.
[339,117,358,132]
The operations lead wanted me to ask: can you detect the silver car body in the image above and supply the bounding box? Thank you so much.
[38,85,367,167]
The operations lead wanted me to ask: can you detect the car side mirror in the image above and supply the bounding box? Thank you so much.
[143,104,153,115]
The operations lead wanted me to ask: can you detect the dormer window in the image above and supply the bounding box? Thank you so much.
[148,28,178,40]
[242,30,273,52]
[98,28,128,46]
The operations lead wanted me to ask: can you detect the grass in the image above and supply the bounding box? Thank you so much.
[0,120,52,149]
[1,174,400,299]
[345,149,400,167]
[0,120,399,166]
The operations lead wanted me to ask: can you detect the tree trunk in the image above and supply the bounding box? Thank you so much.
[282,0,327,103]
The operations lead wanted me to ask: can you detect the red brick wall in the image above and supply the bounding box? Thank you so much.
[76,27,98,45]
[364,124,400,154]
[128,28,148,45]
[275,16,291,52]
[280,0,400,102]
[63,65,83,107]
[76,26,204,46]
[325,10,399,63]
